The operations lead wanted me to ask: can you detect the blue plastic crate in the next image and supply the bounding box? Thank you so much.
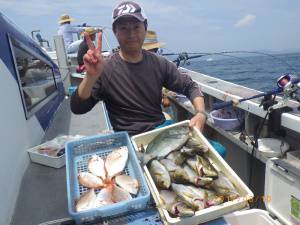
[65,132,150,224]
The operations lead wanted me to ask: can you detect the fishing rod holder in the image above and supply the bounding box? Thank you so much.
[174,52,189,67]
[213,74,300,111]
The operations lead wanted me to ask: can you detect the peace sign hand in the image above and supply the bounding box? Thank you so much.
[83,32,104,78]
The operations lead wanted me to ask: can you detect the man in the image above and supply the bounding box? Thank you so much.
[77,27,99,72]
[70,1,206,135]
[57,14,83,53]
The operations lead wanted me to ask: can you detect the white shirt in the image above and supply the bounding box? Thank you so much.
[57,23,83,48]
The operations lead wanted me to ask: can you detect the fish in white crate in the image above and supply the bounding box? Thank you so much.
[160,159,190,183]
[143,125,190,164]
[171,183,206,211]
[183,164,213,187]
[149,160,171,189]
[159,190,194,217]
[209,172,240,201]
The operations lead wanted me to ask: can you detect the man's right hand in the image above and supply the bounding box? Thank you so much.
[77,32,104,100]
[83,32,104,79]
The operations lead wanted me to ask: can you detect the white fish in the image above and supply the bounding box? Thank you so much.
[88,155,106,180]
[78,172,104,188]
[94,187,114,207]
[105,147,128,179]
[115,174,139,195]
[75,189,97,212]
[112,185,132,203]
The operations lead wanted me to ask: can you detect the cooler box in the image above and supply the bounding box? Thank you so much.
[131,120,253,225]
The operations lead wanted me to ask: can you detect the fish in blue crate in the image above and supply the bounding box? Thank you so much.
[75,146,139,212]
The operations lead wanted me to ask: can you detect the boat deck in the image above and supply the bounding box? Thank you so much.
[11,98,112,225]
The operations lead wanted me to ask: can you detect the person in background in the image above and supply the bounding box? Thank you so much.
[57,14,84,53]
[76,27,100,73]
[70,0,206,135]
[142,30,164,54]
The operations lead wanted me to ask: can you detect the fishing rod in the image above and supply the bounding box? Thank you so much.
[212,74,300,110]
[165,50,297,73]
[166,52,251,67]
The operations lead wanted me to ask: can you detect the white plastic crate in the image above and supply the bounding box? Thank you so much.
[27,135,84,168]
[131,120,253,225]
[65,132,150,224]
[27,143,65,168]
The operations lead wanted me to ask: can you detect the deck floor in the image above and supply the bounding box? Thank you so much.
[11,98,110,225]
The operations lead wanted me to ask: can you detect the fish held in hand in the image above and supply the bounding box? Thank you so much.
[88,155,106,180]
[105,147,128,179]
[78,172,104,188]
[143,125,190,164]
[149,160,171,189]
[115,174,139,195]
[75,189,97,212]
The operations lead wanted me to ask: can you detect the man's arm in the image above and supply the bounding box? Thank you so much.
[161,58,206,131]
[69,25,84,34]
[70,32,105,114]
[190,96,207,131]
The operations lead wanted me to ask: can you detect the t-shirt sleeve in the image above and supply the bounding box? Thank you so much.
[161,57,203,101]
[70,89,99,114]
[70,73,106,114]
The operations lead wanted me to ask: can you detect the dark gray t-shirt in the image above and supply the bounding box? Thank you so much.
[71,50,203,135]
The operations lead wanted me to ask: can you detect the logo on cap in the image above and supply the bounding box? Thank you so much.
[117,4,137,16]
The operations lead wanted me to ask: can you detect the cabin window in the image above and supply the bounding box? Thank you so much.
[9,37,57,117]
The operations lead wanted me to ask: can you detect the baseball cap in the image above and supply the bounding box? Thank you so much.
[112,1,147,26]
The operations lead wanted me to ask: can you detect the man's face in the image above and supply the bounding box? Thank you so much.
[114,17,146,53]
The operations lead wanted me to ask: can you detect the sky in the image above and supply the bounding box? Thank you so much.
[1,0,300,53]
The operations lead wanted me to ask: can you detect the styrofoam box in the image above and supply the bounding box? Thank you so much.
[131,120,254,225]
[27,145,65,168]
[224,209,281,225]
